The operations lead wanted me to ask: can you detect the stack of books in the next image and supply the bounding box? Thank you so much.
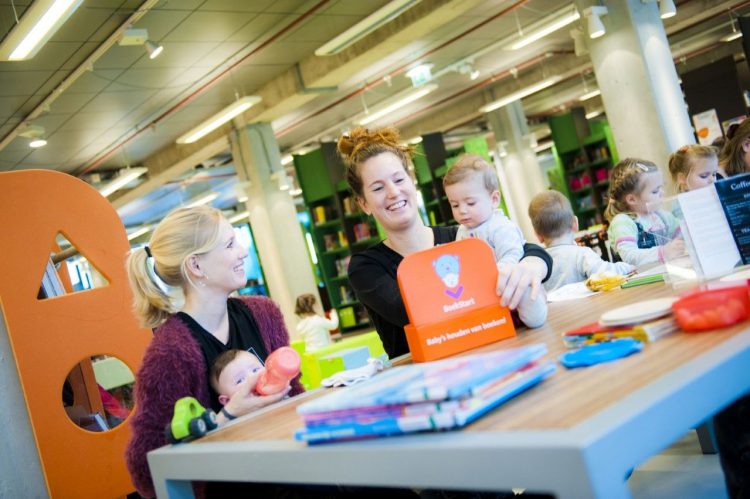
[295,344,555,444]
[562,316,678,349]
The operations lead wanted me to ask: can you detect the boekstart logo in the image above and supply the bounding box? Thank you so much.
[432,254,475,312]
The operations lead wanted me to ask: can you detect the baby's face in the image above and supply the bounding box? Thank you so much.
[216,351,264,399]
[445,173,499,229]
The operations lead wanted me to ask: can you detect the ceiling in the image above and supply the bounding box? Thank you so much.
[1,0,748,234]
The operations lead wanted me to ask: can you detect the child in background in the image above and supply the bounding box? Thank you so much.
[209,349,264,408]
[443,154,546,327]
[605,158,685,266]
[668,144,719,192]
[529,190,634,292]
[295,293,337,351]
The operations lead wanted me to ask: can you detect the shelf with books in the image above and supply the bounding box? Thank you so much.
[548,112,618,230]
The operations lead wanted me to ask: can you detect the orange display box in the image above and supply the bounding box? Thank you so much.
[397,238,516,362]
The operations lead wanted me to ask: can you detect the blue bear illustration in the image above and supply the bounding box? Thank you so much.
[433,254,460,289]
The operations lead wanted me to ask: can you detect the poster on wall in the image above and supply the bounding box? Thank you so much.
[692,109,723,145]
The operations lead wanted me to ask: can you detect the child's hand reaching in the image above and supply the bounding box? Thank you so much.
[222,369,291,422]
[496,257,546,309]
[662,238,686,261]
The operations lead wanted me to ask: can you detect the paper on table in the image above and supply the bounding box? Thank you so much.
[547,282,598,302]
[677,187,742,278]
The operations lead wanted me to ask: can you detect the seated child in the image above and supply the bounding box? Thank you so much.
[528,190,634,292]
[668,144,719,192]
[605,158,685,266]
[209,349,264,408]
[443,154,546,327]
[295,293,337,351]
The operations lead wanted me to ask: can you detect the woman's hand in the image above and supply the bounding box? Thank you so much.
[220,369,291,423]
[496,256,546,309]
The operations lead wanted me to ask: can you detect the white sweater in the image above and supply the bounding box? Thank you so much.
[296,312,338,351]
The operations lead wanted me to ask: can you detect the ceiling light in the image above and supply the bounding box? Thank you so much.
[290,187,303,197]
[659,0,676,19]
[579,89,601,101]
[586,110,603,119]
[510,7,581,50]
[407,136,423,144]
[534,141,554,153]
[19,124,47,148]
[358,83,438,125]
[29,139,47,148]
[584,6,608,39]
[0,0,83,61]
[228,211,249,224]
[281,154,294,166]
[145,40,163,59]
[184,192,218,208]
[470,69,480,80]
[176,96,262,144]
[98,167,148,197]
[721,18,743,42]
[405,63,433,87]
[315,0,422,56]
[479,76,562,113]
[126,226,151,241]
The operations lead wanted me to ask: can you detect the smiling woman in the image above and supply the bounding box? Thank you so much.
[123,205,303,497]
[337,126,553,359]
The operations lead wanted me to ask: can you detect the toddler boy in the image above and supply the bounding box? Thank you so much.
[528,190,634,292]
[444,154,546,327]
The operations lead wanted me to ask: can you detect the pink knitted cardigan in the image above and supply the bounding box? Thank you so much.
[125,296,304,497]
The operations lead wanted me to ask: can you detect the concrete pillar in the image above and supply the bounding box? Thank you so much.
[230,123,318,335]
[578,0,694,182]
[486,101,547,241]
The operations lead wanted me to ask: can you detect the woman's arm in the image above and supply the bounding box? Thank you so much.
[496,243,552,310]
[348,253,409,328]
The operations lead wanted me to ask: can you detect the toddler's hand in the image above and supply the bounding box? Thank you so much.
[662,238,686,260]
[496,259,543,309]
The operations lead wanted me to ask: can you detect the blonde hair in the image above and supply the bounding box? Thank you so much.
[604,158,660,221]
[337,126,414,198]
[668,144,718,192]
[528,190,574,241]
[720,118,750,177]
[126,205,224,328]
[443,154,499,193]
[295,293,317,317]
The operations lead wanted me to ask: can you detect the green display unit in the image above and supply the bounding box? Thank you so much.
[293,144,378,333]
[548,112,619,229]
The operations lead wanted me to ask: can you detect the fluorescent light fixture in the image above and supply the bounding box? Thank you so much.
[721,18,742,42]
[127,226,151,241]
[290,187,303,196]
[479,76,562,113]
[228,211,249,224]
[510,7,581,50]
[586,110,603,119]
[407,136,423,144]
[579,89,601,101]
[145,40,163,59]
[470,69,480,80]
[534,141,554,153]
[358,83,438,125]
[98,167,148,197]
[305,232,318,264]
[184,192,218,208]
[315,0,422,56]
[584,6,608,39]
[29,138,47,148]
[238,195,248,203]
[176,96,262,144]
[659,0,676,19]
[281,154,294,166]
[0,0,83,61]
[405,63,433,87]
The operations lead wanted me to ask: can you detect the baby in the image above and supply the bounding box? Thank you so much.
[443,154,546,327]
[209,349,264,407]
[528,190,634,292]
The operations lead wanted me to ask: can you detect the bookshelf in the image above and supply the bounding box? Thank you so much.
[548,113,619,229]
[293,144,377,333]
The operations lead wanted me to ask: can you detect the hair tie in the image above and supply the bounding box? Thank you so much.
[144,246,152,258]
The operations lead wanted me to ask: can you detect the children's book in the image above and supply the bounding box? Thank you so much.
[562,316,678,348]
[295,345,555,444]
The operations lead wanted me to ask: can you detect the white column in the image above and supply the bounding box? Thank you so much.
[578,0,694,182]
[486,100,546,241]
[230,124,318,335]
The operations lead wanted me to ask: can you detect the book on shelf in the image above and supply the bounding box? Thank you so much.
[334,255,351,277]
[353,222,371,242]
[312,206,327,224]
[562,316,678,349]
[323,234,336,251]
[294,345,555,444]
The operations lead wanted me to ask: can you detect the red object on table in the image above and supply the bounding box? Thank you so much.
[255,347,301,395]
[672,285,750,332]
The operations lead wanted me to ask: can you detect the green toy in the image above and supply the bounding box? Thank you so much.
[164,397,218,443]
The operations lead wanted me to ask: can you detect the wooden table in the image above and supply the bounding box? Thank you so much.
[148,283,750,498]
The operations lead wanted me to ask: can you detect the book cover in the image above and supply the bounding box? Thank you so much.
[297,344,547,415]
[714,173,750,265]
[562,317,678,348]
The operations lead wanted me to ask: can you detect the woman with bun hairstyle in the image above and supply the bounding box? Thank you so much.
[338,127,552,358]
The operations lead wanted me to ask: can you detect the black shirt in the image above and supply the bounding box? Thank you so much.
[347,226,553,359]
[177,298,268,411]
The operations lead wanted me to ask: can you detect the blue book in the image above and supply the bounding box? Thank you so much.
[295,345,554,444]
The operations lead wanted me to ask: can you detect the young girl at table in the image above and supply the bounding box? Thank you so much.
[295,293,338,351]
[605,158,685,266]
[667,144,719,192]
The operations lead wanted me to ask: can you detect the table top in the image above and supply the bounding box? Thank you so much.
[195,282,747,443]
